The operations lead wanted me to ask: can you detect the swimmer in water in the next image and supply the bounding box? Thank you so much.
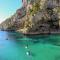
[6,38,8,40]
[26,51,35,56]
[25,44,28,49]
[26,51,30,56]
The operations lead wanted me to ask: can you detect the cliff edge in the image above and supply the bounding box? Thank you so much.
[0,0,60,34]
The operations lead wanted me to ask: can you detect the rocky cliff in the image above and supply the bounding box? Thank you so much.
[0,7,26,31]
[0,0,60,34]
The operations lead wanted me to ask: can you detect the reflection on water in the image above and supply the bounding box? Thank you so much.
[0,31,60,60]
[4,31,60,46]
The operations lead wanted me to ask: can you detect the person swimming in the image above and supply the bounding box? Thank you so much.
[26,51,31,56]
[26,51,35,56]
[6,38,8,40]
[25,44,28,49]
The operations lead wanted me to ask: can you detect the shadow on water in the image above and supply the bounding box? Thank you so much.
[6,31,60,46]
[23,34,60,46]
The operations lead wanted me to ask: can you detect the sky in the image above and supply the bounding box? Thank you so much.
[0,0,22,23]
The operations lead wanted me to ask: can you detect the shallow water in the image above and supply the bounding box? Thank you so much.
[0,31,60,60]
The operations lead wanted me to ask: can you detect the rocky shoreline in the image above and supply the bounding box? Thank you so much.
[19,30,60,35]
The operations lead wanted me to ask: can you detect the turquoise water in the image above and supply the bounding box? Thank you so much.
[0,31,60,60]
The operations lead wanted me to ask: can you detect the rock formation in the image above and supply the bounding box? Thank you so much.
[0,0,60,34]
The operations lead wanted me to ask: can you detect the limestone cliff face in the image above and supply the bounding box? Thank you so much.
[0,0,60,34]
[0,7,26,31]
[17,0,60,34]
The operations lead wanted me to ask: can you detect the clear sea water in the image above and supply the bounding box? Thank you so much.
[0,31,60,60]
